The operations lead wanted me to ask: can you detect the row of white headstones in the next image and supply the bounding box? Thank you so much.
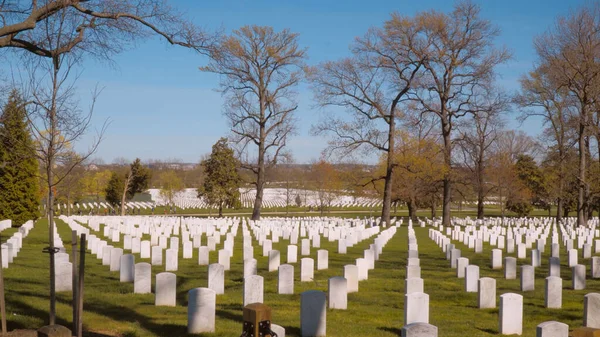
[0,220,34,269]
[404,217,600,337]
[54,215,399,336]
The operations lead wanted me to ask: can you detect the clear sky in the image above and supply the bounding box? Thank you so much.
[31,0,585,164]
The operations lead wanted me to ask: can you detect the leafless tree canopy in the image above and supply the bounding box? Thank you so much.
[405,1,511,226]
[200,25,306,220]
[0,0,217,59]
[307,13,427,225]
[533,3,600,225]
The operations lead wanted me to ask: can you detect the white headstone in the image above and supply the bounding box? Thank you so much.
[187,288,216,333]
[243,275,264,306]
[155,272,176,306]
[328,277,347,310]
[208,263,225,295]
[301,290,326,337]
[499,293,523,335]
[134,262,151,294]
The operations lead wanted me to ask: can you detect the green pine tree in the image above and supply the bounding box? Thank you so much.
[0,90,40,226]
[198,138,241,217]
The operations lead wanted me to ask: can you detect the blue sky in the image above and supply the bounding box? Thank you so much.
[47,0,583,163]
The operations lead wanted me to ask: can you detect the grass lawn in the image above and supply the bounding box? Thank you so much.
[0,216,593,336]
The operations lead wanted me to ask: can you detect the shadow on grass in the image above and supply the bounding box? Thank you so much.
[377,326,401,335]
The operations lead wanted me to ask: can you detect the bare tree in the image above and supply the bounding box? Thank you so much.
[0,0,215,58]
[534,3,600,226]
[25,49,105,326]
[515,63,576,222]
[407,1,510,226]
[200,25,306,220]
[307,13,426,226]
[456,90,506,219]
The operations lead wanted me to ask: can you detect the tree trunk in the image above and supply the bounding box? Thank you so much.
[218,202,223,218]
[442,119,452,226]
[577,119,587,226]
[120,173,132,216]
[408,198,417,222]
[380,115,395,227]
[47,172,56,325]
[477,190,484,220]
[431,197,436,218]
[252,123,266,220]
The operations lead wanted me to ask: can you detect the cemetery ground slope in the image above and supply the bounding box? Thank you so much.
[0,217,594,336]
[1,218,403,336]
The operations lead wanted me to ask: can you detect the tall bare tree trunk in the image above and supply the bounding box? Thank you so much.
[557,155,564,223]
[578,118,587,226]
[380,116,395,227]
[47,169,56,325]
[252,126,266,220]
[408,198,417,222]
[442,118,452,226]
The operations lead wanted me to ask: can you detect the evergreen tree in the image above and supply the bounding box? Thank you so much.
[0,90,40,225]
[104,159,151,215]
[198,138,241,217]
[105,172,124,209]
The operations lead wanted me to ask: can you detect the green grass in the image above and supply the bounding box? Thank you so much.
[1,217,594,336]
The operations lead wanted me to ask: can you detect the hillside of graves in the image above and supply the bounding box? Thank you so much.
[0,216,598,336]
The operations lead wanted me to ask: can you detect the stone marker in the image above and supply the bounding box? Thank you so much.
[568,249,578,267]
[328,277,348,310]
[134,263,151,294]
[301,239,310,256]
[244,258,258,278]
[187,288,216,333]
[208,263,225,295]
[465,265,480,292]
[478,277,496,309]
[155,272,176,306]
[301,290,326,337]
[102,245,112,266]
[545,276,562,309]
[271,324,286,337]
[269,250,281,272]
[301,258,314,282]
[120,254,135,282]
[243,275,264,306]
[450,249,461,268]
[401,322,438,337]
[318,249,329,270]
[56,262,72,292]
[492,249,503,270]
[584,293,600,328]
[407,265,421,279]
[151,246,163,266]
[521,265,535,291]
[140,241,150,258]
[536,321,568,337]
[183,241,193,259]
[457,257,469,278]
[109,248,123,272]
[592,257,600,279]
[216,248,230,271]
[499,293,523,335]
[573,264,586,290]
[198,247,209,266]
[344,265,359,293]
[165,248,178,272]
[549,257,561,277]
[505,257,517,279]
[287,245,298,263]
[404,292,429,325]
[405,277,424,295]
[278,264,294,295]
